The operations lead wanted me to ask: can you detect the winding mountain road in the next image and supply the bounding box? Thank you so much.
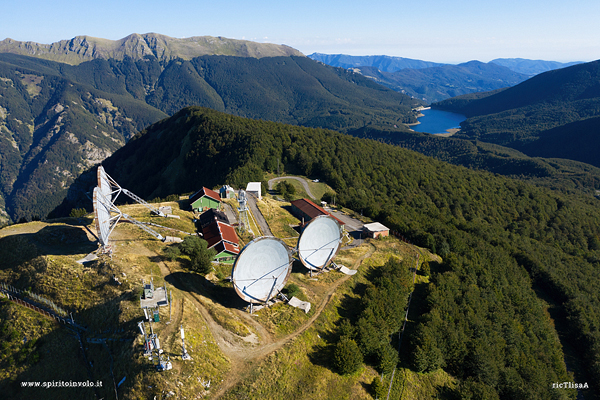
[268,176,316,199]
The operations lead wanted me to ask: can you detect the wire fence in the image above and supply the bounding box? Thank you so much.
[0,282,86,331]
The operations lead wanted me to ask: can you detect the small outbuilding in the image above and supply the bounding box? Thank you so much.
[189,187,221,212]
[220,185,236,199]
[245,182,262,200]
[363,222,390,238]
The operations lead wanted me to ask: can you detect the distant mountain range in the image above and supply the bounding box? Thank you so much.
[435,59,600,168]
[0,35,420,224]
[309,53,584,103]
[353,61,529,103]
[0,33,304,65]
[489,58,584,76]
[308,53,444,72]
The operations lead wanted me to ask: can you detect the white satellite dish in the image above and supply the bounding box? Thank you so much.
[232,237,292,304]
[93,186,166,252]
[93,187,122,250]
[297,215,343,272]
[97,166,115,203]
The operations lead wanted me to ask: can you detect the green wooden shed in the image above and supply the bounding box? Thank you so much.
[189,187,221,212]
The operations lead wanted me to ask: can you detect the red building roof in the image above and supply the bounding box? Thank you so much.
[190,187,221,203]
[214,241,240,255]
[202,221,240,249]
[290,198,345,225]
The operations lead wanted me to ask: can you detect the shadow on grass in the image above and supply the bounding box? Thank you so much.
[0,224,97,272]
[3,288,148,400]
[164,271,248,310]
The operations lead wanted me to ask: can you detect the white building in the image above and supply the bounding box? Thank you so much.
[245,182,262,200]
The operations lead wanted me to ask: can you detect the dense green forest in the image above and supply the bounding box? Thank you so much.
[71,107,600,399]
[347,125,600,195]
[434,60,600,168]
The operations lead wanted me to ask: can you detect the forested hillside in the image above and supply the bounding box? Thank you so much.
[435,60,600,167]
[63,107,599,398]
[347,125,600,194]
[0,50,420,223]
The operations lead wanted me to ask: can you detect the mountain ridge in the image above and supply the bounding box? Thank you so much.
[354,60,529,103]
[0,33,305,65]
[0,49,420,223]
[308,52,444,72]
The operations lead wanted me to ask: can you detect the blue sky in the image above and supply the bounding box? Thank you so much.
[3,0,599,63]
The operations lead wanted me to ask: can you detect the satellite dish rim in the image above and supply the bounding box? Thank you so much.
[231,236,292,304]
[93,186,113,247]
[297,215,342,271]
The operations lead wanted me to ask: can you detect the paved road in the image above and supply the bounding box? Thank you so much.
[268,176,316,199]
[246,193,273,236]
[327,209,364,232]
[223,203,238,225]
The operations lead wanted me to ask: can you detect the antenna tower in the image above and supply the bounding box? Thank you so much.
[237,189,252,234]
[180,325,192,360]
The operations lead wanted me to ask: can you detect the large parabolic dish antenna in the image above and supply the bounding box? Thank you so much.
[97,166,114,203]
[232,237,293,304]
[93,186,121,248]
[297,215,343,271]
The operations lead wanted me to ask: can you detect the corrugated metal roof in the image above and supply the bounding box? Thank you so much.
[189,187,221,203]
[291,198,345,225]
[218,241,240,255]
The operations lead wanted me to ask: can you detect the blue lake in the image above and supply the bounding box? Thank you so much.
[412,108,466,134]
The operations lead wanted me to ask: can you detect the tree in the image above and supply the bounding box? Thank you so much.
[333,336,363,375]
[370,377,387,399]
[179,236,216,274]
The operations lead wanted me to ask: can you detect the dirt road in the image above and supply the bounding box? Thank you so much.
[152,241,375,399]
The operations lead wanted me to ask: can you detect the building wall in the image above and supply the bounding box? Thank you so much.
[214,251,237,264]
[291,204,310,224]
[191,196,220,211]
[371,230,389,239]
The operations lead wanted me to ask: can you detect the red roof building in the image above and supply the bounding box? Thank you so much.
[290,198,345,226]
[202,221,240,249]
[201,220,240,264]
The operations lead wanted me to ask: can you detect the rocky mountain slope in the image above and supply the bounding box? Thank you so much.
[0,33,304,65]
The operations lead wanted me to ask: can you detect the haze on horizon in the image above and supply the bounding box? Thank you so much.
[3,0,599,64]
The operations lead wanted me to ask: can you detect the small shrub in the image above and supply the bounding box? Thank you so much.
[283,283,301,299]
[69,208,88,218]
